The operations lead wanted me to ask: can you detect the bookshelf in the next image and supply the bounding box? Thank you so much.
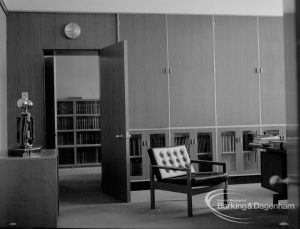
[57,98,101,167]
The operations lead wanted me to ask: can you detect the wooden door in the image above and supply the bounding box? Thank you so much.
[100,41,130,202]
[119,14,169,129]
[259,17,285,125]
[168,15,215,127]
[215,16,260,126]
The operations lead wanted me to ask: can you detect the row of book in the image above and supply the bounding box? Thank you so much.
[77,117,100,129]
[130,158,143,176]
[197,135,211,153]
[57,102,73,115]
[150,135,166,148]
[174,135,190,152]
[77,148,101,164]
[221,132,236,152]
[57,117,73,130]
[130,137,142,156]
[58,133,74,145]
[76,102,100,114]
[58,148,74,165]
[77,132,101,145]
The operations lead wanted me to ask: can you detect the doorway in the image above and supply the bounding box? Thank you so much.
[44,42,130,207]
[55,51,104,205]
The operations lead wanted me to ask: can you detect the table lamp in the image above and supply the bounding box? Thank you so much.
[16,96,35,149]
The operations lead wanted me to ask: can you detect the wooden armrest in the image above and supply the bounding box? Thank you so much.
[150,164,190,172]
[191,160,227,173]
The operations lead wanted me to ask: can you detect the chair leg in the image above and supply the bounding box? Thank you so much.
[187,193,193,217]
[150,182,155,209]
[224,181,228,205]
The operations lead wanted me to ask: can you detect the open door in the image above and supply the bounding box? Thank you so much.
[283,0,299,228]
[100,41,130,202]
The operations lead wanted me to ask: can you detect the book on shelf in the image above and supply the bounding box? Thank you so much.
[150,135,165,147]
[130,158,143,176]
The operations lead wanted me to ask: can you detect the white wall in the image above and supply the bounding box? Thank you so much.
[0,8,7,156]
[56,55,100,100]
[4,0,283,16]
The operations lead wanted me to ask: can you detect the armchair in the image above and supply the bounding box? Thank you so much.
[147,145,228,217]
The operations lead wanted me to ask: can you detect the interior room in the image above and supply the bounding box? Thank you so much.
[0,0,299,228]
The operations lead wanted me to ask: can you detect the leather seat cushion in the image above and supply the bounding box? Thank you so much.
[162,172,228,186]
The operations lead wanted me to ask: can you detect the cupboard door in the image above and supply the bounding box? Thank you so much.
[195,129,216,172]
[144,130,169,179]
[240,128,260,174]
[259,17,286,125]
[218,128,238,174]
[215,16,260,126]
[129,131,146,181]
[168,15,215,127]
[119,14,169,129]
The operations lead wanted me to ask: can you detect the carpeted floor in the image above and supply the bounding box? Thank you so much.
[58,167,289,228]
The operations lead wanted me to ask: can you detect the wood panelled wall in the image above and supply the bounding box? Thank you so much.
[0,8,7,155]
[7,13,117,147]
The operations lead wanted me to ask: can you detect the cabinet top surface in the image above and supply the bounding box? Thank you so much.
[1,149,58,160]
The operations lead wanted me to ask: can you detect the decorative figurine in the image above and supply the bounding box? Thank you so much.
[16,96,35,149]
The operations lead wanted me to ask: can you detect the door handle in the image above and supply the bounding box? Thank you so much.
[269,175,298,186]
[116,134,124,138]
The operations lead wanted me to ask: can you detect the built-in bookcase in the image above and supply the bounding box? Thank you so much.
[57,98,101,167]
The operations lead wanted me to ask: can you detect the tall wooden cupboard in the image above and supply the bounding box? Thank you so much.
[119,14,285,181]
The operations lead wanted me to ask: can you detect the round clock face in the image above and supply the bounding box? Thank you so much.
[64,23,81,39]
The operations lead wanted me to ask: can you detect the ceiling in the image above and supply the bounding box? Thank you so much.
[3,0,283,16]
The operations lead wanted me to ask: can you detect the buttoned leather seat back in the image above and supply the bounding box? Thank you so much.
[148,145,195,180]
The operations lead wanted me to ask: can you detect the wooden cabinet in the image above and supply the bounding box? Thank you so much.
[57,99,101,167]
[120,14,286,180]
[168,15,215,127]
[259,17,286,125]
[215,16,260,126]
[0,150,58,228]
[119,14,169,129]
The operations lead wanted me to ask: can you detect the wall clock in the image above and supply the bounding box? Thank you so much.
[64,23,81,39]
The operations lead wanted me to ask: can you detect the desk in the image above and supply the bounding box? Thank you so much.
[0,149,58,228]
[250,143,287,204]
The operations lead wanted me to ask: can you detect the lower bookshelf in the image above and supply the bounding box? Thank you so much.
[58,145,101,168]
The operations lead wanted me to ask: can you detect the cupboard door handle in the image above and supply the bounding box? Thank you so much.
[260,67,263,74]
[142,141,144,147]
[116,134,124,138]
